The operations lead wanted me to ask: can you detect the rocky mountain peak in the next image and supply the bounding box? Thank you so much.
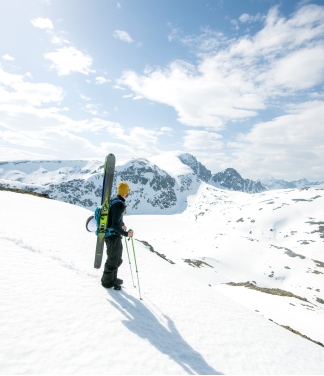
[178,153,212,183]
[211,168,266,193]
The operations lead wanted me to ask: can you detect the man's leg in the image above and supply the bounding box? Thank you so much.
[101,236,123,288]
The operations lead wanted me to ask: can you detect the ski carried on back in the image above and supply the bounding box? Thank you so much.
[94,153,116,269]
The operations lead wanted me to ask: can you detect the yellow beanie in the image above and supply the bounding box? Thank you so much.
[118,182,130,196]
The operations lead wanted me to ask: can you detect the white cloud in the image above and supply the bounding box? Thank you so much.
[264,46,324,90]
[50,33,70,45]
[0,82,63,107]
[118,4,324,129]
[0,68,63,107]
[95,76,110,84]
[25,72,32,78]
[79,93,91,101]
[132,95,143,100]
[0,130,45,148]
[31,17,54,29]
[0,65,166,161]
[229,101,324,180]
[113,30,133,43]
[168,26,227,54]
[0,146,55,160]
[84,103,99,115]
[2,54,15,61]
[117,2,121,9]
[239,13,263,23]
[230,19,239,30]
[160,127,173,135]
[113,85,125,90]
[44,46,94,75]
[183,130,223,151]
[122,94,133,98]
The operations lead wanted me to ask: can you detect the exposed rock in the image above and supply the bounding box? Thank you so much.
[0,186,51,199]
[210,168,266,193]
[178,154,212,183]
[137,240,175,265]
[183,259,214,268]
[226,282,309,302]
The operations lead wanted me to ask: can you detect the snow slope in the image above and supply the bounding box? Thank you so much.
[125,184,324,346]
[0,191,324,375]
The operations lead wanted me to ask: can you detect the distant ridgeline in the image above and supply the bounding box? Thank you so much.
[0,155,322,214]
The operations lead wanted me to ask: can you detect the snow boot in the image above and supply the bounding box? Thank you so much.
[113,283,122,290]
[116,278,123,285]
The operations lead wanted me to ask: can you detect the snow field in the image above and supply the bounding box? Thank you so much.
[0,191,324,374]
[125,185,324,345]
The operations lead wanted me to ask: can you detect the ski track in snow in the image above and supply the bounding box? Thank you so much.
[0,234,98,279]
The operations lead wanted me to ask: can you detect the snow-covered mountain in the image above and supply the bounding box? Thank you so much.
[173,153,266,193]
[0,153,265,214]
[0,157,198,214]
[1,153,323,215]
[210,167,265,193]
[260,177,324,190]
[1,189,324,374]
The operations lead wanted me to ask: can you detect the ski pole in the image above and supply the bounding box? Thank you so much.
[124,237,135,288]
[130,231,142,300]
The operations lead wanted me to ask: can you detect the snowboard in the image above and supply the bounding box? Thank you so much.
[94,153,116,269]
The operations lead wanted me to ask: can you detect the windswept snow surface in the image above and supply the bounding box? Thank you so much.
[128,183,324,348]
[0,191,324,375]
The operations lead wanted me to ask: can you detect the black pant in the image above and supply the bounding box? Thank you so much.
[101,235,123,287]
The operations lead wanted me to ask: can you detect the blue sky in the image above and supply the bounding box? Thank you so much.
[0,0,324,180]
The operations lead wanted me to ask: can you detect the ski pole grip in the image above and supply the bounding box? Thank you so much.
[127,228,133,240]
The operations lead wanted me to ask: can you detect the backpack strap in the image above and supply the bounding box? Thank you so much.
[105,199,125,237]
[94,199,126,237]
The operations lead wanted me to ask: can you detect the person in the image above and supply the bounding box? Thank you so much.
[101,181,133,290]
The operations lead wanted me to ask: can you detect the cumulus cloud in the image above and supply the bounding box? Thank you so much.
[0,146,55,160]
[31,17,54,29]
[228,101,324,180]
[183,130,223,151]
[0,63,164,162]
[113,30,133,43]
[118,4,324,130]
[79,92,91,101]
[95,76,110,84]
[113,85,125,90]
[44,46,94,75]
[2,54,15,61]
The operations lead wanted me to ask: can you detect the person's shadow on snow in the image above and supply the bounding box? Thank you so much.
[106,289,222,375]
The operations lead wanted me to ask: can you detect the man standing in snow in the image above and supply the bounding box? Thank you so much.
[101,182,133,290]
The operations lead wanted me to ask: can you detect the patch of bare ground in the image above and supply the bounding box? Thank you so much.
[305,221,324,238]
[226,282,309,302]
[313,259,324,268]
[137,240,175,264]
[183,259,214,268]
[270,244,305,259]
[227,282,324,347]
[0,186,51,199]
[278,324,324,348]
